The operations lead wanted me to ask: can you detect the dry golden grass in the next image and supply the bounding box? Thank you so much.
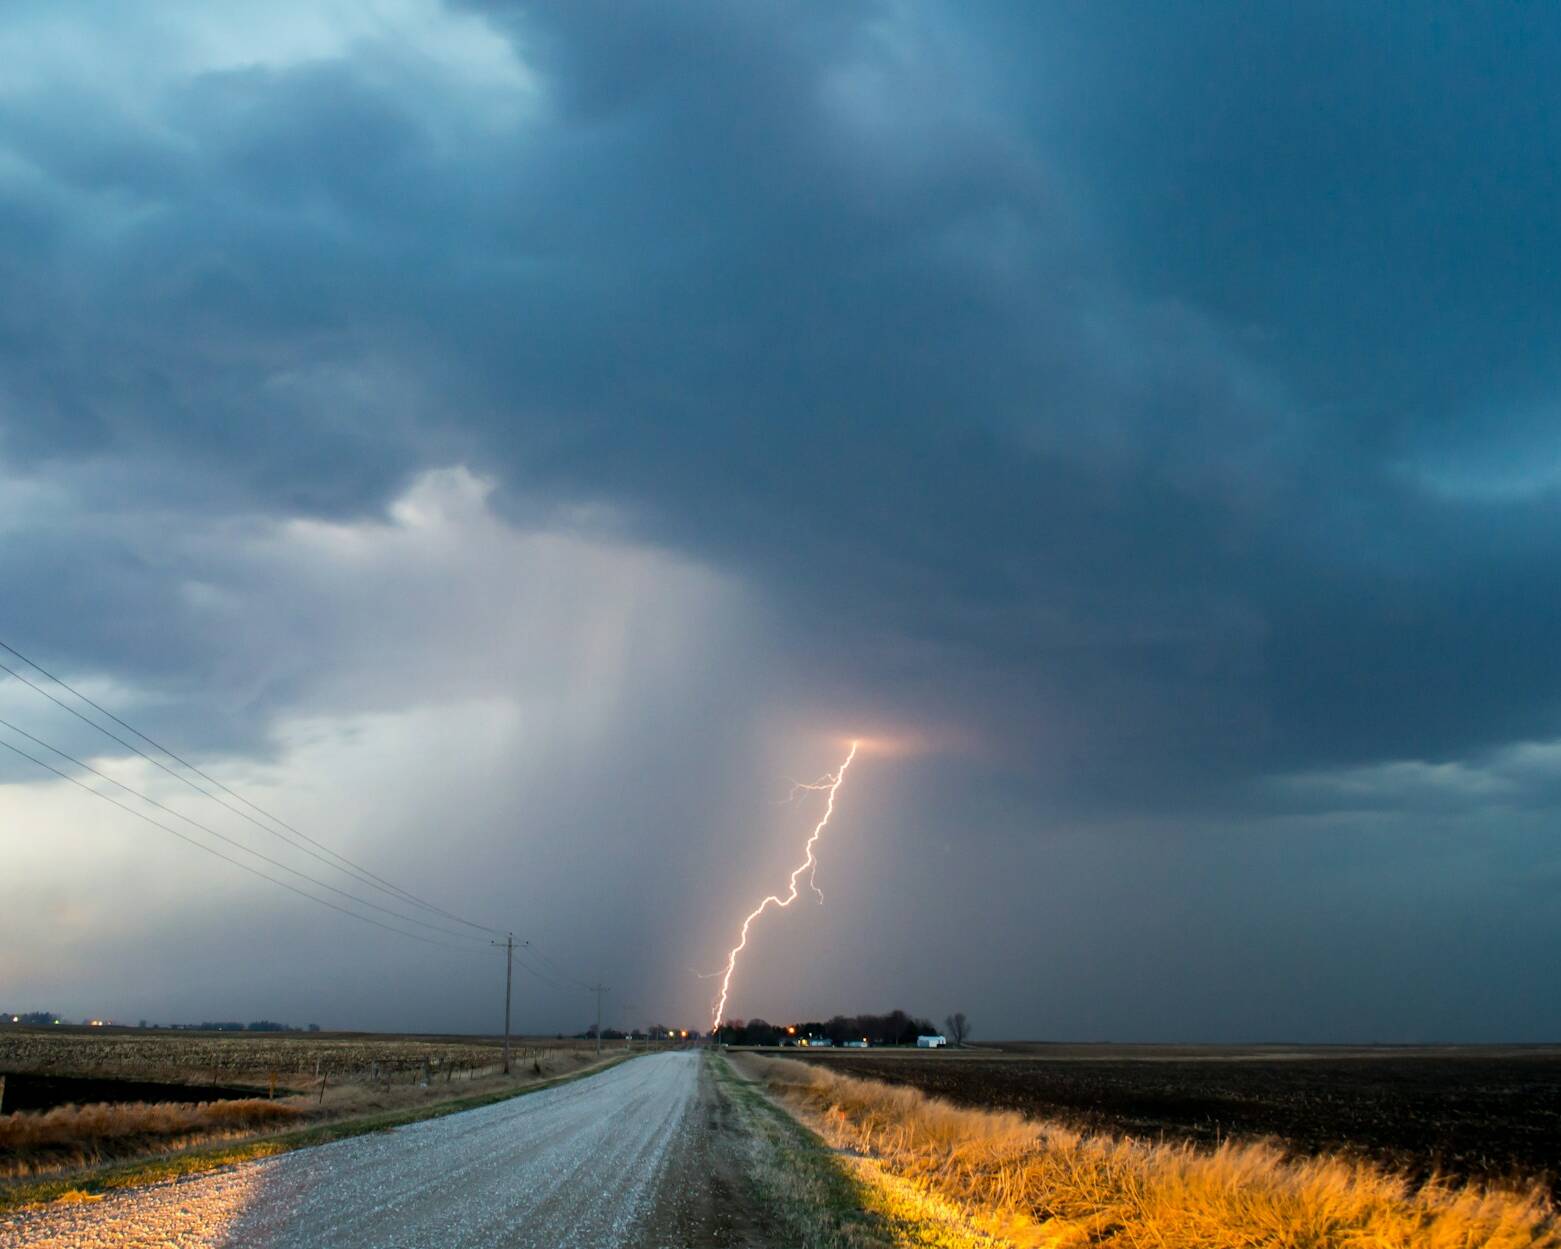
[0,1099,298,1151]
[0,1099,301,1177]
[757,1056,1561,1249]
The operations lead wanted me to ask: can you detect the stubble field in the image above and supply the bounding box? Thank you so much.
[0,1026,581,1087]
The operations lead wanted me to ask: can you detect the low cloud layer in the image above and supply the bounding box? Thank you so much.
[3,1,1559,1039]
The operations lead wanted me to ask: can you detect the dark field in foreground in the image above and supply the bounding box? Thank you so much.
[0,1073,263,1114]
[786,1045,1561,1194]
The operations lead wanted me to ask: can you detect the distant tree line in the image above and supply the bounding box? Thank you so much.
[1,1013,329,1031]
[179,1021,319,1033]
[580,1025,698,1041]
[716,1009,939,1047]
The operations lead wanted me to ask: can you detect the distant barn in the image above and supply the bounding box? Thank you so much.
[916,1034,947,1048]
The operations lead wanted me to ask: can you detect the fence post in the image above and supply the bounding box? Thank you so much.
[318,1071,328,1105]
[0,1074,6,1115]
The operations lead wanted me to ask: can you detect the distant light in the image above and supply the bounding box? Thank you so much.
[667,1030,676,1038]
[787,1025,796,1034]
[680,1029,688,1038]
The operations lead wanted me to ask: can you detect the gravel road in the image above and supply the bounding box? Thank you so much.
[4,1051,745,1249]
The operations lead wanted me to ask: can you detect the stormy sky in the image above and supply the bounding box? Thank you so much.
[2,1,1558,1042]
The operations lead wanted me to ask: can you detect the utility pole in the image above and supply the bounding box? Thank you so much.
[593,982,606,1055]
[493,933,514,1074]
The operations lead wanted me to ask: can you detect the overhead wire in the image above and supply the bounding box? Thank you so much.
[0,642,502,935]
[525,938,598,991]
[0,714,491,945]
[0,637,606,988]
[0,734,481,953]
[509,943,579,992]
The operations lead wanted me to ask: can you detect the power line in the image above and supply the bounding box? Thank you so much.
[0,734,483,953]
[0,714,489,945]
[0,637,606,992]
[525,938,598,991]
[0,641,502,936]
[0,657,457,920]
[510,943,578,993]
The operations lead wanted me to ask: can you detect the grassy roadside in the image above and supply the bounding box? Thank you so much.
[710,1050,895,1248]
[0,1053,632,1214]
[751,1055,1561,1249]
[716,1051,1011,1247]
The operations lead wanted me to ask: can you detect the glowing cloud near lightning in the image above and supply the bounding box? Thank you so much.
[711,740,859,1030]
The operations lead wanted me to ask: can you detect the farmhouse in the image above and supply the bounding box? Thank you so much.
[916,1034,947,1048]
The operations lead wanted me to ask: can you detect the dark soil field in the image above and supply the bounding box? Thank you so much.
[787,1045,1561,1195]
[0,1073,264,1114]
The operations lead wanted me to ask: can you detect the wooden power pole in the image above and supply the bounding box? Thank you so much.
[493,933,514,1074]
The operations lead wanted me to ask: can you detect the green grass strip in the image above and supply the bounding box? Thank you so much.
[709,1051,896,1248]
[0,1054,632,1214]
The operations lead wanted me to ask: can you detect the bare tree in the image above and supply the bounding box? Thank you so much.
[944,1012,970,1046]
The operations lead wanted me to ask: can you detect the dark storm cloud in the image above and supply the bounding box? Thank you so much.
[973,3,1561,424]
[4,1,1561,1037]
[458,0,1561,792]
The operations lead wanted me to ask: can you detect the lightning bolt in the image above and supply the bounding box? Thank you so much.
[711,740,859,1030]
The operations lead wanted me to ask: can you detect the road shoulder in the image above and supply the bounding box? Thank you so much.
[710,1051,902,1247]
[723,1051,1019,1248]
